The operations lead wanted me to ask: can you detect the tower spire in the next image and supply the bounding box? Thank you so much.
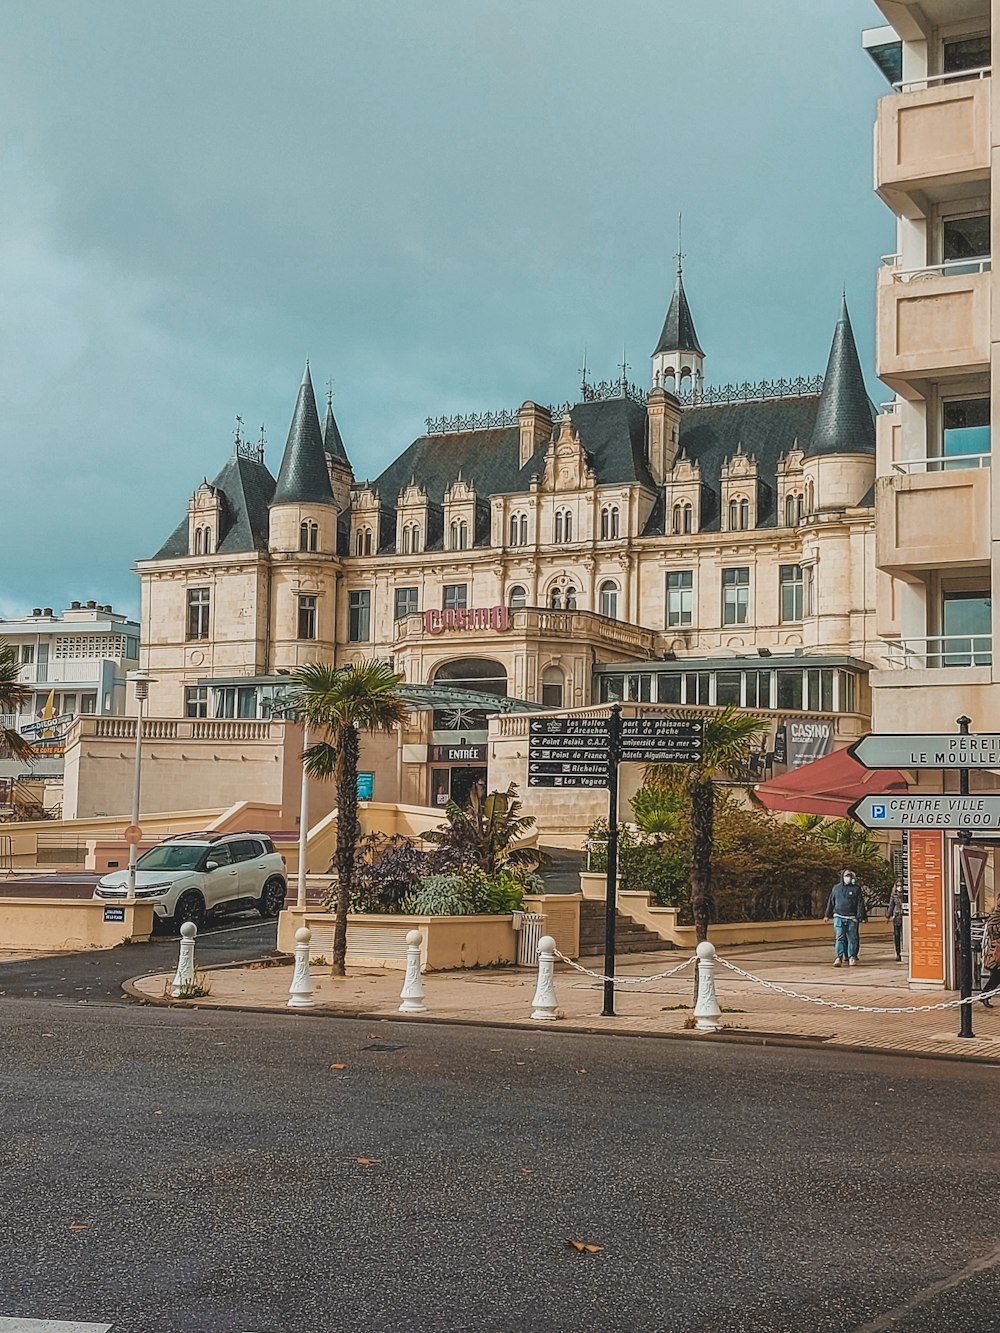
[804,295,875,458]
[651,222,704,393]
[271,363,336,506]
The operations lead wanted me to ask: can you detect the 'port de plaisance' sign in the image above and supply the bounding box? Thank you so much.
[423,606,509,635]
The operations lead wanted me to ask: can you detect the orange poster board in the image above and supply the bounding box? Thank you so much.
[909,829,946,985]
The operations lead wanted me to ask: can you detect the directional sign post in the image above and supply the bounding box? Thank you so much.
[619,717,704,764]
[849,794,1000,830]
[849,733,1000,769]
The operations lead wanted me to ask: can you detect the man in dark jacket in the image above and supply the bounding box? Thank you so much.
[824,870,868,968]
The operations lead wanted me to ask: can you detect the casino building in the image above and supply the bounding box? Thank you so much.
[137,265,883,815]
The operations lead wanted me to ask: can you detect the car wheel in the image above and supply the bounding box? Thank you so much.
[173,889,206,931]
[257,876,286,919]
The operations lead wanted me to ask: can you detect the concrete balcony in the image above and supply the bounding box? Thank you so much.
[875,464,991,575]
[876,260,990,397]
[875,72,990,218]
[394,607,658,659]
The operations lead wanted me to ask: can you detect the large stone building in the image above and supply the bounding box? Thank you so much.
[137,268,881,813]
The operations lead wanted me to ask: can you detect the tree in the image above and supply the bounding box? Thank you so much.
[423,782,544,879]
[644,707,768,942]
[0,639,33,763]
[288,660,408,975]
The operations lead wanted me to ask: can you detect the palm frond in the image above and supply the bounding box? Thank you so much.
[0,727,35,763]
[288,659,407,733]
[301,739,340,781]
[0,639,29,714]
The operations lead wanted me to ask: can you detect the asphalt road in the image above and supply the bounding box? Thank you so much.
[0,994,997,1333]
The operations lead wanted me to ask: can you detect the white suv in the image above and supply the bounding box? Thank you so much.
[94,832,287,929]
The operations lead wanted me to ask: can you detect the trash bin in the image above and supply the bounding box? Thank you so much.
[513,911,546,966]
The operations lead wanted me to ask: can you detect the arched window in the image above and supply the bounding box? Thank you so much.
[609,506,620,538]
[672,502,693,535]
[805,479,815,514]
[599,580,619,619]
[550,587,562,610]
[600,507,610,540]
[565,585,577,611]
[555,509,573,543]
[450,520,468,551]
[541,665,564,709]
[300,521,318,552]
[509,513,528,547]
[400,523,420,555]
[509,514,519,546]
[785,493,804,527]
[507,584,527,609]
[193,527,204,554]
[729,496,750,531]
[356,527,373,557]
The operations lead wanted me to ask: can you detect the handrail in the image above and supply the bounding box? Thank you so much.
[893,65,991,92]
[890,257,991,282]
[882,634,992,669]
[890,452,991,473]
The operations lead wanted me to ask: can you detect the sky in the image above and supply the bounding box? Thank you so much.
[0,0,889,621]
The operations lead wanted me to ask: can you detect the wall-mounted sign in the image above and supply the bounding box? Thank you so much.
[430,744,487,764]
[357,771,374,800]
[786,719,833,769]
[423,606,509,635]
[103,906,126,923]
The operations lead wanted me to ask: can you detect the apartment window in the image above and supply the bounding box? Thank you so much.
[443,584,467,612]
[784,493,804,527]
[780,565,804,623]
[185,686,209,719]
[666,571,693,628]
[599,580,619,619]
[394,587,419,620]
[728,496,750,531]
[943,214,989,266]
[943,398,990,466]
[62,694,77,713]
[942,591,992,666]
[672,502,693,535]
[20,645,33,665]
[80,694,97,714]
[186,587,210,641]
[215,686,257,719]
[450,519,469,551]
[299,521,318,552]
[541,665,564,709]
[507,585,527,610]
[554,509,573,543]
[297,595,317,641]
[942,33,990,76]
[721,568,750,626]
[348,590,371,642]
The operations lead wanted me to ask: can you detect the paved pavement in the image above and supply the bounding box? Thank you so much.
[3,996,1000,1332]
[127,935,1000,1064]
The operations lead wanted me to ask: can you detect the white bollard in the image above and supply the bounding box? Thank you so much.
[531,935,560,1021]
[399,929,427,1013]
[170,921,197,998]
[693,940,722,1032]
[287,926,316,1010]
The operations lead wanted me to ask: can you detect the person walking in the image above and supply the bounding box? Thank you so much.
[825,869,868,968]
[980,904,1000,1007]
[886,880,905,963]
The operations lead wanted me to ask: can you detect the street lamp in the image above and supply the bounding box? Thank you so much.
[125,670,158,901]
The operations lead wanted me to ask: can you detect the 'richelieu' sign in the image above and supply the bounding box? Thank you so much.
[423,606,509,635]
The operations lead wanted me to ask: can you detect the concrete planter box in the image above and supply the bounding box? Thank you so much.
[0,898,154,952]
[278,907,517,971]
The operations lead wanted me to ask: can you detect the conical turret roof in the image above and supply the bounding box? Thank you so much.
[323,395,350,464]
[804,297,875,458]
[272,364,336,506]
[653,268,704,358]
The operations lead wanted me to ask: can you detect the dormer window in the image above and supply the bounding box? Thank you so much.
[784,493,804,527]
[355,527,373,557]
[672,502,693,535]
[554,509,573,543]
[449,519,469,551]
[193,526,213,555]
[299,521,318,552]
[509,513,528,547]
[728,496,750,531]
[600,506,620,540]
[400,523,421,555]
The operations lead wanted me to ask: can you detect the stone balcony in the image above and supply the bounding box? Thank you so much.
[875,463,991,575]
[393,607,659,659]
[876,259,990,397]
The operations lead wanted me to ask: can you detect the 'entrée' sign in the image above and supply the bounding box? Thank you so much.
[424,606,509,635]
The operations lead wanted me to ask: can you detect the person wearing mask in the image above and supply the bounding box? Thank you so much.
[886,881,905,964]
[824,869,868,968]
[980,903,1000,1008]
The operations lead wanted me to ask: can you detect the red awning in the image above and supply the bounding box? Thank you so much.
[755,746,909,818]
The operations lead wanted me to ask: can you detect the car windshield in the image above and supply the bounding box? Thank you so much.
[136,844,208,872]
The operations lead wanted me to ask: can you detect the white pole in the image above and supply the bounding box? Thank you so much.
[287,926,315,1009]
[399,930,427,1013]
[170,922,197,998]
[296,720,309,909]
[531,935,560,1021]
[693,940,722,1031]
[126,684,146,903]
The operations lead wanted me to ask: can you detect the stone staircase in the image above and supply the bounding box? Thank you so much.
[578,898,677,956]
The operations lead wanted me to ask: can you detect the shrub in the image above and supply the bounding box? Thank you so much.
[345,832,428,914]
[400,866,532,916]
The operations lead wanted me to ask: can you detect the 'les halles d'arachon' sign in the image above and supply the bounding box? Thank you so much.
[527,715,610,788]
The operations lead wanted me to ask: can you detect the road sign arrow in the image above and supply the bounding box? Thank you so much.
[850,732,1000,770]
[850,793,1000,830]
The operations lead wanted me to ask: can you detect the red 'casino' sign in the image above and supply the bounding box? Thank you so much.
[423,606,509,635]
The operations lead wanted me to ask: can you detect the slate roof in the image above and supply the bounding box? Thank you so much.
[805,297,875,458]
[323,399,350,464]
[653,270,704,358]
[151,453,276,559]
[272,366,337,506]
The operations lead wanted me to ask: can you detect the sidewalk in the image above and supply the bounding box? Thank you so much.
[126,934,1000,1065]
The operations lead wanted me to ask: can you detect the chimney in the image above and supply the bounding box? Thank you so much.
[86,600,96,609]
[71,601,81,609]
[518,401,552,469]
[43,608,53,616]
[31,608,42,617]
[646,386,682,486]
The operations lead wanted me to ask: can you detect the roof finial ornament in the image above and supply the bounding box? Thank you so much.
[579,345,590,400]
[234,415,244,448]
[326,377,334,410]
[618,345,631,394]
[675,211,685,276]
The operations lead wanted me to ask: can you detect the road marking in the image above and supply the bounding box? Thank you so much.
[0,1321,113,1332]
[853,1241,1000,1331]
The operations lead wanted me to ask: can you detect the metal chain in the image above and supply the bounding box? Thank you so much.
[716,957,1000,1014]
[552,948,696,985]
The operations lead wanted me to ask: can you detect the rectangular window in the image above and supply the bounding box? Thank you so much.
[62,694,77,713]
[776,670,803,711]
[666,570,693,628]
[655,673,682,704]
[683,671,711,705]
[780,565,804,623]
[80,694,97,714]
[942,33,990,75]
[716,671,741,707]
[804,567,816,617]
[215,687,235,718]
[20,645,34,665]
[395,587,419,620]
[297,595,317,641]
[942,398,990,467]
[348,590,371,643]
[721,567,750,626]
[599,675,624,703]
[941,591,992,666]
[186,587,210,641]
[185,686,208,719]
[943,214,989,266]
[745,670,771,709]
[442,584,468,612]
[837,670,857,714]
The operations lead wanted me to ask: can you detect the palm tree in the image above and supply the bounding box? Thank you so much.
[0,638,33,763]
[645,706,768,942]
[789,812,883,860]
[288,660,408,975]
[424,782,543,878]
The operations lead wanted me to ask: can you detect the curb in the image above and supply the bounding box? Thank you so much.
[120,969,1000,1068]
